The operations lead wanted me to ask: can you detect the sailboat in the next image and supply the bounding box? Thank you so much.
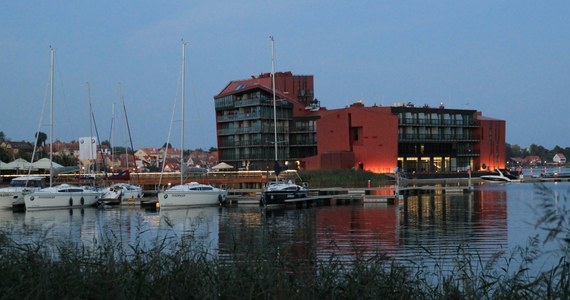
[260,37,309,208]
[24,48,101,210]
[158,41,227,208]
[100,86,144,205]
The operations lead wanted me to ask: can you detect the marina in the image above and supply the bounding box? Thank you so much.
[0,181,564,274]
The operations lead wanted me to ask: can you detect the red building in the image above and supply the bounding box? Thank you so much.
[304,102,506,174]
[215,72,506,174]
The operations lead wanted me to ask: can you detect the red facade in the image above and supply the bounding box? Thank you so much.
[305,103,399,173]
[304,102,506,174]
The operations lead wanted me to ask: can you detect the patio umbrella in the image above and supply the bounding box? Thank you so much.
[211,162,234,170]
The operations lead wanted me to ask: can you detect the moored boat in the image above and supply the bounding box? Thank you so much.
[156,42,228,209]
[0,176,46,209]
[99,183,144,205]
[24,184,101,210]
[158,182,227,208]
[260,180,309,208]
[481,169,521,183]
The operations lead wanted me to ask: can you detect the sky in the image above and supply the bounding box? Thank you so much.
[1,1,569,151]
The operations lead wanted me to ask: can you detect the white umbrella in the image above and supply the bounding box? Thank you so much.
[211,162,234,170]
[4,158,33,170]
[31,158,64,170]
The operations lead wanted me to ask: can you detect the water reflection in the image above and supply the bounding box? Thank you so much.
[0,182,567,272]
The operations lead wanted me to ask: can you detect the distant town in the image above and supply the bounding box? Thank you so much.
[0,129,568,176]
[0,131,219,174]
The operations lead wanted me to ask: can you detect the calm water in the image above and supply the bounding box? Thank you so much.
[1,182,568,272]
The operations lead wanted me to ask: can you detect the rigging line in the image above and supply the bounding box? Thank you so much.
[119,84,141,185]
[26,81,51,181]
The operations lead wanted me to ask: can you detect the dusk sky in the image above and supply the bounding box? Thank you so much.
[1,1,569,151]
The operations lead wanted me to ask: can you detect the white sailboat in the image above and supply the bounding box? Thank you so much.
[158,41,227,208]
[260,37,309,208]
[24,48,101,210]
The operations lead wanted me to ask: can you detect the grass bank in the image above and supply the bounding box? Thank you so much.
[298,169,392,188]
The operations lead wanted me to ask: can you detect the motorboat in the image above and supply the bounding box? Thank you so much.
[480,169,521,183]
[24,184,101,210]
[260,180,309,208]
[0,176,46,209]
[158,182,227,208]
[100,183,144,205]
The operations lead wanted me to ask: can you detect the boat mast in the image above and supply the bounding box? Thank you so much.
[49,47,54,187]
[180,40,187,185]
[87,82,95,175]
[270,36,278,182]
[110,102,115,172]
[270,36,278,162]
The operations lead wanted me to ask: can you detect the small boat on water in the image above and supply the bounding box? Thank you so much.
[99,183,144,205]
[0,176,46,209]
[158,182,227,208]
[260,180,309,208]
[24,184,101,210]
[481,169,521,183]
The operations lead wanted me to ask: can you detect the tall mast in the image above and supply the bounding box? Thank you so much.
[180,40,187,185]
[49,47,54,187]
[270,36,277,162]
[87,82,95,174]
[110,102,115,172]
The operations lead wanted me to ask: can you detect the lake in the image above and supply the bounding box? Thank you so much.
[0,181,567,274]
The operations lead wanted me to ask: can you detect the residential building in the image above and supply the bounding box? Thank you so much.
[0,141,34,160]
[553,153,567,164]
[214,71,319,170]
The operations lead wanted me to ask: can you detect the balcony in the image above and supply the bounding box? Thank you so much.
[398,133,480,142]
[399,118,479,127]
[218,111,262,122]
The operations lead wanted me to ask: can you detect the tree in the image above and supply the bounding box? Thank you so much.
[101,140,111,147]
[0,147,10,162]
[162,142,172,149]
[35,131,47,147]
[0,131,5,143]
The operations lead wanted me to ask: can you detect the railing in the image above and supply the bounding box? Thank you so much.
[399,118,479,127]
[398,134,480,142]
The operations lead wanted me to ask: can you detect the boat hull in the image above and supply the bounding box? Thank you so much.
[260,190,309,208]
[0,189,36,209]
[24,191,101,210]
[158,190,227,208]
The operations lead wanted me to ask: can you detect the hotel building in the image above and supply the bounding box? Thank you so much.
[214,72,505,174]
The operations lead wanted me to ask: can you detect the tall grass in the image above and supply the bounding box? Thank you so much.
[1,183,569,299]
[299,169,391,188]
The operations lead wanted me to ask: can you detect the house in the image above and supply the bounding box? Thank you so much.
[134,147,182,170]
[553,153,567,164]
[0,141,34,160]
[523,156,542,166]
